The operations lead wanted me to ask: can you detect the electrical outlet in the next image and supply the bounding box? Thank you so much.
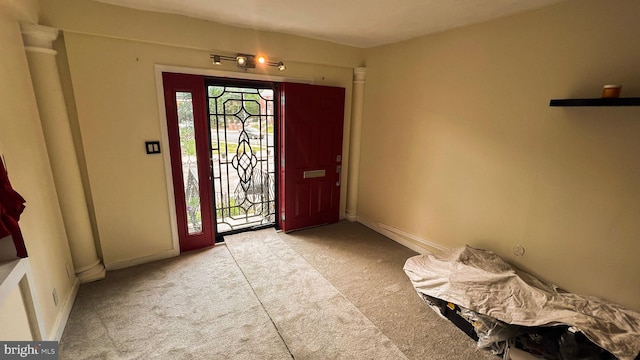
[52,288,59,307]
[513,245,525,257]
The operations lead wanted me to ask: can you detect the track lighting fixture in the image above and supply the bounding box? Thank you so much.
[209,53,286,71]
[236,55,248,66]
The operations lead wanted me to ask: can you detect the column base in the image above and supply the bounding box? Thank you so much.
[345,210,358,222]
[76,262,106,283]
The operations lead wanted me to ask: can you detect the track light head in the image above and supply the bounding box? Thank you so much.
[210,53,285,71]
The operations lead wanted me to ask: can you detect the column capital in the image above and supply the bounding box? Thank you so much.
[21,23,59,55]
[354,67,366,83]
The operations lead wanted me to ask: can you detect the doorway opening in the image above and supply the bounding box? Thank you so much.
[162,71,345,252]
[206,79,278,239]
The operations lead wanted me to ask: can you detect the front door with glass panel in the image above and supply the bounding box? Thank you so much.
[206,79,277,237]
[163,73,344,250]
[163,73,277,250]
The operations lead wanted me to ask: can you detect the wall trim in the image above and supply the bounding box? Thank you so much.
[0,258,46,340]
[155,64,313,86]
[154,66,180,254]
[105,248,178,271]
[357,216,448,254]
[50,278,79,341]
[24,46,57,55]
[378,222,449,252]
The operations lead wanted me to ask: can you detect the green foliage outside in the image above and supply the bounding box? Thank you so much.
[213,141,264,157]
[216,196,243,218]
[186,193,202,229]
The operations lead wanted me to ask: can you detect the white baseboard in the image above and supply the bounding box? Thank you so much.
[50,277,79,341]
[105,249,179,271]
[357,216,448,254]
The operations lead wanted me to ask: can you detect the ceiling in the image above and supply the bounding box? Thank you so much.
[94,0,566,48]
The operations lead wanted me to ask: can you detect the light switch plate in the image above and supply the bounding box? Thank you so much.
[145,141,161,154]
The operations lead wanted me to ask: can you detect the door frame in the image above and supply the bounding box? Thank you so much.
[154,65,312,253]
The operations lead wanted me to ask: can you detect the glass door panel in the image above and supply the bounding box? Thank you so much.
[175,92,203,235]
[206,81,277,235]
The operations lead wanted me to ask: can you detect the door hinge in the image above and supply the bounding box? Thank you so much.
[281,213,286,221]
[281,157,285,167]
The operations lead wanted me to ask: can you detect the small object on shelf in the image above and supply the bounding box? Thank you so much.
[602,85,622,98]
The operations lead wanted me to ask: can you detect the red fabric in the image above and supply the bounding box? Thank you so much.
[0,159,28,258]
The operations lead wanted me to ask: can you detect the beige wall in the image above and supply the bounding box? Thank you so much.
[0,1,76,339]
[361,0,640,310]
[40,0,358,267]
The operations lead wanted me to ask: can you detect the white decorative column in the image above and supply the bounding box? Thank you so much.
[21,24,105,282]
[346,67,366,222]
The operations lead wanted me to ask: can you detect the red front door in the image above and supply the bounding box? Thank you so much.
[279,83,345,232]
[163,72,215,252]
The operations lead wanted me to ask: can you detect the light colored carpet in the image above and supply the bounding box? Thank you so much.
[60,245,292,359]
[225,228,407,359]
[59,221,495,359]
[278,222,494,360]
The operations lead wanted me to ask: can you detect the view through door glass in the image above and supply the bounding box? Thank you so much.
[207,80,277,236]
[175,91,203,235]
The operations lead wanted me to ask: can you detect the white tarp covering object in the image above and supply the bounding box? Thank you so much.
[403,246,640,360]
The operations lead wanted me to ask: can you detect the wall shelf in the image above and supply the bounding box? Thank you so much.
[549,98,640,107]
